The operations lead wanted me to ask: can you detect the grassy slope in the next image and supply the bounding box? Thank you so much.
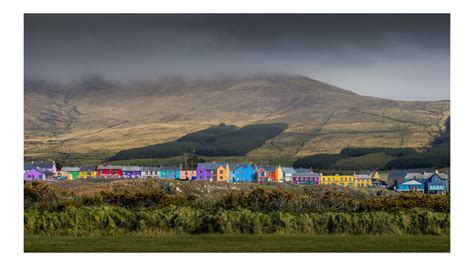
[24,234,450,252]
[25,75,450,161]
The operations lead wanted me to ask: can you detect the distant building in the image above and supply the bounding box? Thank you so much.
[122,166,142,178]
[24,160,57,177]
[97,164,123,178]
[160,166,181,180]
[195,162,222,181]
[291,172,320,185]
[141,166,161,178]
[281,167,296,182]
[24,168,45,181]
[61,166,80,180]
[387,169,435,188]
[180,169,196,180]
[79,166,97,179]
[396,180,424,192]
[256,165,277,182]
[215,163,230,182]
[354,172,373,188]
[233,163,256,182]
[320,174,354,187]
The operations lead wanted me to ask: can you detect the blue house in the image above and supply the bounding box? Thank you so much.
[396,180,425,192]
[425,173,449,194]
[234,163,256,182]
[160,166,180,180]
[228,163,239,182]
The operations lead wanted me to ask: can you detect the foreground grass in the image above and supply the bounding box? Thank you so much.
[25,234,449,252]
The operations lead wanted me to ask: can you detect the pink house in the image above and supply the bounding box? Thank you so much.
[180,170,196,180]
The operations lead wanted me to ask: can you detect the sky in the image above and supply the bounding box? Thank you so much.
[24,14,450,100]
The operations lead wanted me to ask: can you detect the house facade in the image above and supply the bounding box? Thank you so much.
[141,166,161,178]
[97,164,123,178]
[122,166,142,178]
[281,167,296,183]
[320,175,354,187]
[61,166,80,180]
[24,160,57,177]
[425,173,449,194]
[354,173,373,188]
[396,180,424,192]
[24,168,45,181]
[291,172,320,185]
[256,166,277,182]
[234,164,256,182]
[160,166,180,180]
[79,166,97,179]
[180,170,196,180]
[195,162,222,181]
[215,163,230,182]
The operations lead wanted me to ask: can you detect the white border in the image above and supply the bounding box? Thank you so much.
[1,0,473,265]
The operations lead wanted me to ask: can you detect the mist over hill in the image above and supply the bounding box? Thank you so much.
[24,74,450,161]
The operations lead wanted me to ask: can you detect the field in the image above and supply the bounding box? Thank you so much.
[25,234,449,252]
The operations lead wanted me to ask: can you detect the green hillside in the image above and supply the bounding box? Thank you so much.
[109,123,288,160]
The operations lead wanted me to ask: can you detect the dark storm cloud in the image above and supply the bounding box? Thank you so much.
[24,14,449,100]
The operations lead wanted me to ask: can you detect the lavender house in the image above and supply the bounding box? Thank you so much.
[24,160,57,177]
[24,168,45,181]
[122,166,142,178]
[291,172,320,185]
[195,162,222,181]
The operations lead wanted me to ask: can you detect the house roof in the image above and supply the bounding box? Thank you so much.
[141,166,161,171]
[262,165,276,172]
[354,174,371,179]
[61,166,81,172]
[293,172,321,178]
[97,165,122,170]
[281,167,296,174]
[160,166,180,171]
[388,169,435,179]
[197,162,224,170]
[122,166,142,171]
[401,180,423,185]
[228,163,240,171]
[25,167,44,174]
[293,168,312,173]
[24,160,55,171]
[79,166,96,172]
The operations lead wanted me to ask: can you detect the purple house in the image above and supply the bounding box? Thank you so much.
[195,162,222,181]
[122,166,142,178]
[24,168,46,181]
[24,160,57,177]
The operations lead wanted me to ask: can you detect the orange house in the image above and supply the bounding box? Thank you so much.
[215,163,229,182]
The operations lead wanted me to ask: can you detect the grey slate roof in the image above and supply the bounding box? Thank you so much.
[293,168,312,173]
[122,166,142,171]
[262,165,276,172]
[24,160,55,171]
[198,162,224,170]
[141,166,161,172]
[387,169,435,179]
[160,166,180,171]
[79,166,96,172]
[97,165,122,170]
[61,166,80,172]
[281,167,296,174]
[292,172,321,178]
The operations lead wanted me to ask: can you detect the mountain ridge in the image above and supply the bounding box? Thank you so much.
[24,73,450,161]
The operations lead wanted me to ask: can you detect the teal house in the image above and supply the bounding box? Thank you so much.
[396,180,424,192]
[160,166,180,180]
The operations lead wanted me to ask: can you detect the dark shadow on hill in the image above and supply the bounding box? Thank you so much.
[109,123,288,160]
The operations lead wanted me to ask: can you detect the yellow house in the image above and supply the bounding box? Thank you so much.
[79,166,97,179]
[320,174,354,187]
[354,173,373,188]
[215,163,229,182]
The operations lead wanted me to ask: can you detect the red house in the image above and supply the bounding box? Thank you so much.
[256,166,276,182]
[97,164,123,178]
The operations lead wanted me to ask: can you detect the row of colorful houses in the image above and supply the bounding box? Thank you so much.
[23,160,449,194]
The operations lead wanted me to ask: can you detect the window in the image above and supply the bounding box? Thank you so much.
[220,170,223,174]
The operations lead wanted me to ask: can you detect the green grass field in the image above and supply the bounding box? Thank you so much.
[24,234,449,252]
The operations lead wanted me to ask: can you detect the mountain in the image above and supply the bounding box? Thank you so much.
[24,74,450,162]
